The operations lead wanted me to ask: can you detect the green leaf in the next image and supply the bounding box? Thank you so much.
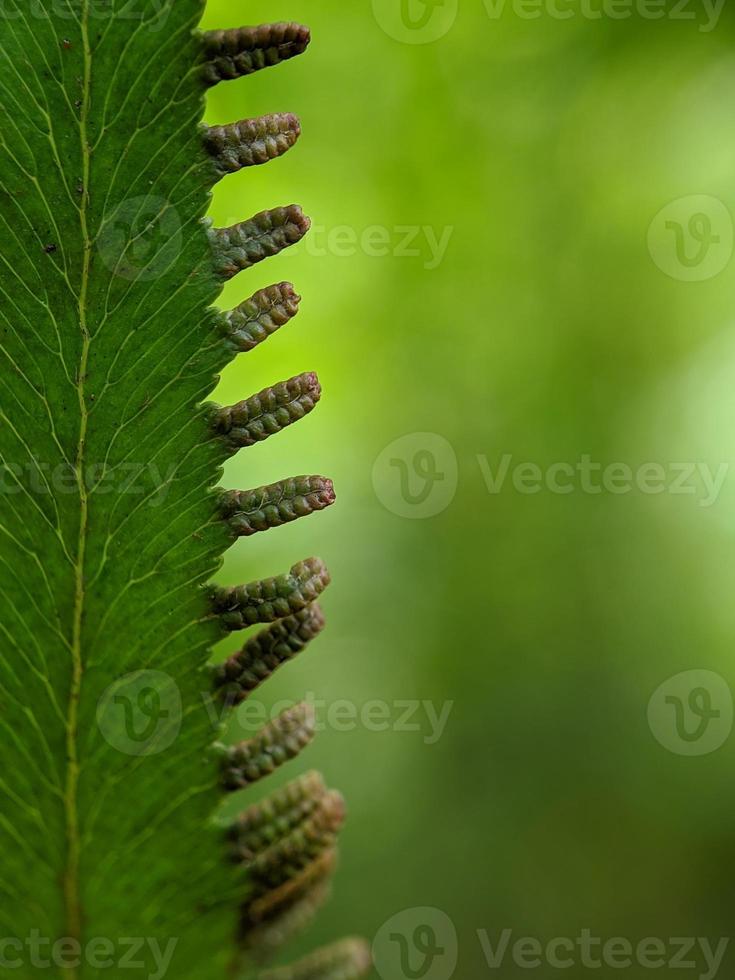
[0,4,368,978]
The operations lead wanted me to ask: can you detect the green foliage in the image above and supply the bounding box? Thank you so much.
[0,3,368,978]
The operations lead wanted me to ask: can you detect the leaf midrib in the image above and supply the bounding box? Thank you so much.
[64,1,92,964]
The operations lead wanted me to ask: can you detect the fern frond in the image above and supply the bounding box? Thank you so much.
[235,779,349,966]
[203,23,311,86]
[245,878,332,956]
[222,703,317,791]
[213,373,322,452]
[229,771,328,855]
[214,606,326,702]
[247,849,339,925]
[248,790,345,891]
[213,558,330,630]
[211,205,311,279]
[220,282,302,353]
[221,477,336,537]
[0,5,368,974]
[205,114,302,176]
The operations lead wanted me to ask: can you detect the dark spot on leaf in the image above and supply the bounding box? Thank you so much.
[44,244,57,254]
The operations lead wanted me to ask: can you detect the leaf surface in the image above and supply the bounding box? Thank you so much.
[0,3,238,975]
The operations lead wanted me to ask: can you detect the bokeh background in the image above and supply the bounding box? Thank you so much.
[201,1,735,976]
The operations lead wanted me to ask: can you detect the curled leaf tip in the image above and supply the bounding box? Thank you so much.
[210,206,310,280]
[222,702,316,791]
[258,938,372,980]
[248,789,346,892]
[214,604,326,703]
[205,113,302,177]
[229,770,329,863]
[212,558,330,631]
[203,23,311,86]
[247,849,338,927]
[212,372,321,455]
[244,877,332,956]
[221,283,301,354]
[221,476,336,538]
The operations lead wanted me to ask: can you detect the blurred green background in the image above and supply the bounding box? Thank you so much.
[201,1,735,976]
